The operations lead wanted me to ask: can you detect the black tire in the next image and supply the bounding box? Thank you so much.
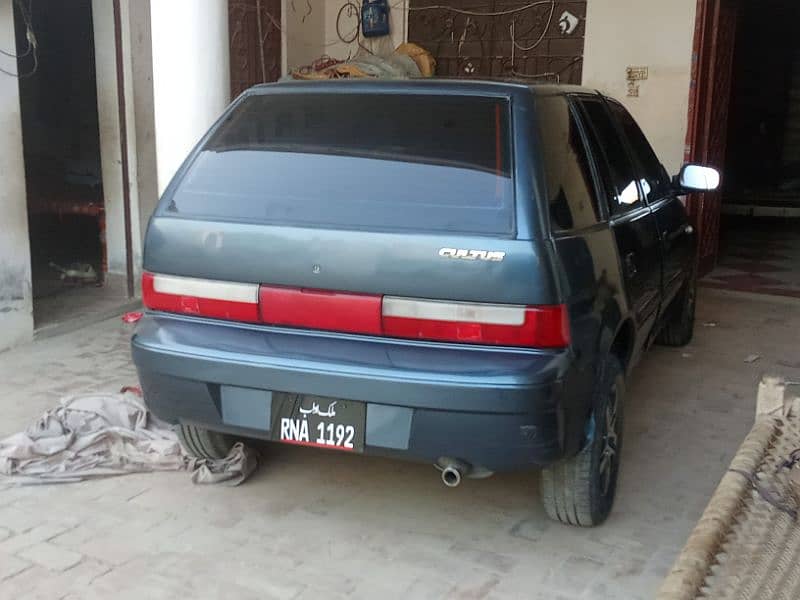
[656,274,696,347]
[177,424,237,459]
[540,356,625,527]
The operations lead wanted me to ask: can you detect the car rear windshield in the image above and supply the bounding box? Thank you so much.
[162,92,514,236]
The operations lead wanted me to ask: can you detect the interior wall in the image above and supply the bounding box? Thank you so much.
[283,0,407,72]
[0,0,34,350]
[581,0,698,175]
[150,0,230,196]
[92,0,143,276]
[324,1,407,61]
[284,0,325,72]
[128,0,158,267]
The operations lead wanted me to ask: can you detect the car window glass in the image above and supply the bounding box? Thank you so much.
[607,100,671,201]
[165,93,514,237]
[578,97,642,216]
[537,96,602,231]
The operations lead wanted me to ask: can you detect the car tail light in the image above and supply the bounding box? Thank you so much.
[259,286,382,335]
[382,297,570,348]
[141,272,260,323]
[143,273,570,348]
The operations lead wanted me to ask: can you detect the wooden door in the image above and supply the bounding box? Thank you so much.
[228,0,281,98]
[684,0,740,275]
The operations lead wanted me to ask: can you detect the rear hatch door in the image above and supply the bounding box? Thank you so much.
[146,86,557,308]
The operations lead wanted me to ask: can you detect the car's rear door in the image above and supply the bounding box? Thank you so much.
[574,95,662,355]
[606,99,695,305]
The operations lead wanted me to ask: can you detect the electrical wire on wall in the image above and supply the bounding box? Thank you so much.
[396,0,583,82]
[290,1,579,78]
[0,0,38,78]
[399,1,556,18]
[334,2,390,60]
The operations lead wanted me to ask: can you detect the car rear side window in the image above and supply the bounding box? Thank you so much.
[162,93,514,236]
[607,100,672,202]
[537,96,602,231]
[577,97,642,216]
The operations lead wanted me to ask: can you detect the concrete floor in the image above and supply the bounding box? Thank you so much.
[704,216,800,298]
[32,273,136,337]
[1,288,799,599]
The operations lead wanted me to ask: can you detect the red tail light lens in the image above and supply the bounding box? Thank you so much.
[381,297,570,348]
[259,286,382,334]
[142,272,260,323]
[142,273,570,348]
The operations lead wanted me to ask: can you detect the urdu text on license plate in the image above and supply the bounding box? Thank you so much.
[270,394,365,452]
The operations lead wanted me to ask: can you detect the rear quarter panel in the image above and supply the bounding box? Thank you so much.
[532,92,631,454]
[551,230,627,454]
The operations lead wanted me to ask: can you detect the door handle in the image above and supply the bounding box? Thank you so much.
[624,252,638,278]
[663,224,694,242]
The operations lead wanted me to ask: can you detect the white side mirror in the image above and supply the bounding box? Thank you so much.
[679,164,720,192]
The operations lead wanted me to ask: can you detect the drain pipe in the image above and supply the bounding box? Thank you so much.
[112,0,135,299]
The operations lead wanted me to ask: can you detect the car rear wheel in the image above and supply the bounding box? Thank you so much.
[177,424,237,459]
[540,356,625,527]
[656,274,696,347]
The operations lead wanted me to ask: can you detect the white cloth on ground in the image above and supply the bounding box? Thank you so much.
[0,391,257,486]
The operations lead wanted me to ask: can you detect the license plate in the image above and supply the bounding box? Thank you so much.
[270,393,365,452]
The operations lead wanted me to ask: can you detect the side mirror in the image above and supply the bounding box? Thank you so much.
[677,164,720,192]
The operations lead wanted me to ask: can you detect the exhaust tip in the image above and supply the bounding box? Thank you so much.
[441,466,462,488]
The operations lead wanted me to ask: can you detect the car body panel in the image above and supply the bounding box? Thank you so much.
[132,313,570,470]
[145,219,559,306]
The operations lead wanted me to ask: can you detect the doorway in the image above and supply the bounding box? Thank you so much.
[687,0,800,297]
[14,0,130,331]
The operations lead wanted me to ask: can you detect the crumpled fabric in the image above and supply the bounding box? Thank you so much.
[187,443,258,486]
[0,391,257,486]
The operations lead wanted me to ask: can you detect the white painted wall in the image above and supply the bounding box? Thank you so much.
[92,0,143,276]
[0,0,34,351]
[284,0,325,72]
[128,0,159,262]
[323,1,407,61]
[283,0,408,72]
[582,0,698,175]
[150,0,231,196]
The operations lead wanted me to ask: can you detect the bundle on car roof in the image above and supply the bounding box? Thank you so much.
[286,42,435,80]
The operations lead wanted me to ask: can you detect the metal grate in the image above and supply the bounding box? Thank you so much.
[228,0,282,98]
[407,0,586,83]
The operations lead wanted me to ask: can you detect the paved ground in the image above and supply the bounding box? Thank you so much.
[1,288,799,599]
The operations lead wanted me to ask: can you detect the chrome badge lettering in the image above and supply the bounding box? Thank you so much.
[439,248,506,262]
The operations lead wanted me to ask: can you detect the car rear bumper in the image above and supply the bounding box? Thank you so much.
[131,313,574,471]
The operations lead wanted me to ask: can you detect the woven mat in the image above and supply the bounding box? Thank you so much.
[659,381,800,599]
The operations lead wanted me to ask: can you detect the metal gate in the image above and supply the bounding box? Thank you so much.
[407,0,586,83]
[685,0,740,275]
[228,0,281,98]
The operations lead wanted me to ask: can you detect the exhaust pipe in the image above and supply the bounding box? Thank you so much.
[441,465,462,487]
[437,458,471,487]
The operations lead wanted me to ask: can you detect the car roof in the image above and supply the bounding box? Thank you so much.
[248,78,600,98]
